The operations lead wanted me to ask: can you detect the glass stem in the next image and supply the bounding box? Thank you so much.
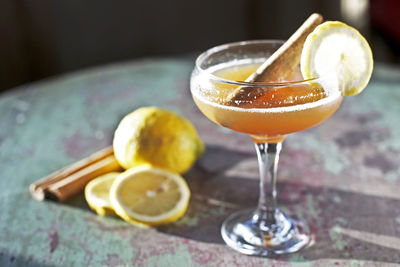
[254,142,282,225]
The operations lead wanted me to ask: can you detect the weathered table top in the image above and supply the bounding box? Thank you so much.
[0,58,400,266]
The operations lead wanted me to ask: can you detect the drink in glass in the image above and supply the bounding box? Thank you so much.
[190,40,343,255]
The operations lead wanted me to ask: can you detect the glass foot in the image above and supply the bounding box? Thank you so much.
[221,209,311,256]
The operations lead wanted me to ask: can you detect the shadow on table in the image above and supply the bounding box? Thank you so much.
[0,252,48,267]
[157,145,400,264]
[63,144,400,264]
[64,192,92,210]
[63,144,254,212]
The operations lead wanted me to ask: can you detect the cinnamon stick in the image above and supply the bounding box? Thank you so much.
[224,13,323,106]
[30,146,122,202]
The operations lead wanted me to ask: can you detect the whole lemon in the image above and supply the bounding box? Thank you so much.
[113,107,204,174]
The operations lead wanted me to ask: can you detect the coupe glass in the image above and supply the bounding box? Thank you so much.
[190,40,343,256]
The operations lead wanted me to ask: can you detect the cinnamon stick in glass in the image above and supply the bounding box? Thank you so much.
[224,13,323,106]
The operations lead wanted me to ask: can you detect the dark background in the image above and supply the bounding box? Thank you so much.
[0,0,399,92]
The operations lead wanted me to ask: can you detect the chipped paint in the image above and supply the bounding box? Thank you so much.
[1,61,400,265]
[288,134,349,175]
[329,226,349,252]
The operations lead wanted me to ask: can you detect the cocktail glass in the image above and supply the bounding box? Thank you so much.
[190,40,343,256]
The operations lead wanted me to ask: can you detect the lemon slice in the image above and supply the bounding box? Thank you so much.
[85,172,121,216]
[110,165,190,226]
[301,21,373,96]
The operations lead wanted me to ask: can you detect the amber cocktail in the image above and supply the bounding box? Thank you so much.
[190,40,342,255]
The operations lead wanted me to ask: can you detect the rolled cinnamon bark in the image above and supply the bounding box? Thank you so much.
[224,13,323,106]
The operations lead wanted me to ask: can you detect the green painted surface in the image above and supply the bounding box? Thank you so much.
[0,59,400,266]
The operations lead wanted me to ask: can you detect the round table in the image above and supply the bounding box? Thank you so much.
[1,58,400,266]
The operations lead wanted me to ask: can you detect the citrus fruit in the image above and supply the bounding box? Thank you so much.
[113,107,204,174]
[301,21,373,96]
[109,166,190,226]
[85,172,120,216]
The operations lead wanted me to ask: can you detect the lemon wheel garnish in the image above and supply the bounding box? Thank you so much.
[110,166,190,226]
[85,172,121,216]
[301,21,373,96]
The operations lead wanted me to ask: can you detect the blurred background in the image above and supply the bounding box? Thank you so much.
[0,0,399,92]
